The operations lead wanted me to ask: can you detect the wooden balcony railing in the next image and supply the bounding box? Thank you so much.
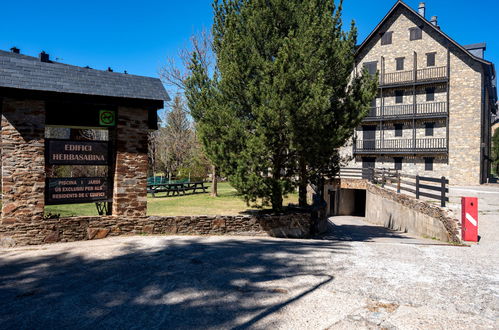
[365,101,448,120]
[354,138,447,154]
[380,66,447,86]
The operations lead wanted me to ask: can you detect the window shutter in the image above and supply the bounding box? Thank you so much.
[426,52,436,67]
[426,87,435,101]
[409,27,422,41]
[394,157,403,170]
[395,90,404,104]
[394,124,403,137]
[381,32,393,45]
[425,157,434,171]
[396,57,405,71]
[363,61,378,76]
[425,122,435,136]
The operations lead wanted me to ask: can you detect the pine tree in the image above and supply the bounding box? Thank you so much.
[209,0,377,211]
[492,127,499,175]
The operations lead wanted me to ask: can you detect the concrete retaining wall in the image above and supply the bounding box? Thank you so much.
[0,212,315,247]
[365,184,460,243]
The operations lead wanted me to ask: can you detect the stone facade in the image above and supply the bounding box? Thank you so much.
[1,98,45,224]
[0,212,315,247]
[112,106,149,217]
[341,3,495,186]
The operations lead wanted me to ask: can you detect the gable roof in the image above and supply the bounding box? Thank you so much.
[355,0,493,67]
[0,50,170,102]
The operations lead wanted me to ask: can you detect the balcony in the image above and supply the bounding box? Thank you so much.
[380,66,448,87]
[363,101,448,121]
[353,138,447,155]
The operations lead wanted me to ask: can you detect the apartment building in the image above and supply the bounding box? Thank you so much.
[342,1,497,185]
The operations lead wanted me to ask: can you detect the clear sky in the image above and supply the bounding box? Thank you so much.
[1,0,497,86]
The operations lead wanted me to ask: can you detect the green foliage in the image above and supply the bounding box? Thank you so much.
[186,0,377,212]
[492,127,499,175]
[177,151,212,181]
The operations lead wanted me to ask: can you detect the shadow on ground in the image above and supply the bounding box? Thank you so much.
[321,216,414,243]
[0,237,348,329]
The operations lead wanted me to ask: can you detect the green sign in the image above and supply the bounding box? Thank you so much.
[99,110,116,126]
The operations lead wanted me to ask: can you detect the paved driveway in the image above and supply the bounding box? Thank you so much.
[1,208,498,329]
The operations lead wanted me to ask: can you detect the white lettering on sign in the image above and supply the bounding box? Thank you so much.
[64,144,93,152]
[465,213,477,227]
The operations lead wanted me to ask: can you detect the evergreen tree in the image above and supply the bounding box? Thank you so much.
[492,128,499,175]
[211,0,377,211]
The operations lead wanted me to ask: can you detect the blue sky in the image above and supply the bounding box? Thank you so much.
[1,0,497,84]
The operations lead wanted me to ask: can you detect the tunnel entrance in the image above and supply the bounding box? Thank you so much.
[329,188,366,217]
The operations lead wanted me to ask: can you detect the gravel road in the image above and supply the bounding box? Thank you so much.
[1,186,498,329]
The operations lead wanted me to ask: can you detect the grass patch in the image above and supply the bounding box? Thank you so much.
[45,182,299,217]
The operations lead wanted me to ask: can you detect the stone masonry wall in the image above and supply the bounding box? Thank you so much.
[341,5,485,185]
[1,98,45,224]
[112,106,149,217]
[0,213,314,247]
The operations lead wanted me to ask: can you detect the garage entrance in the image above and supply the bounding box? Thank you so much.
[329,188,366,217]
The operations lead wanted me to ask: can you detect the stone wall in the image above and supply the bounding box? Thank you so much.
[0,212,314,247]
[365,183,460,243]
[112,106,149,217]
[1,98,45,224]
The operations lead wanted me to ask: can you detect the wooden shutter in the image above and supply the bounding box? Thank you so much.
[363,61,378,76]
[381,31,393,45]
[394,124,403,137]
[425,122,435,136]
[395,90,404,104]
[426,52,436,67]
[396,57,405,71]
[426,87,435,101]
[425,157,434,171]
[394,157,403,170]
[409,27,422,41]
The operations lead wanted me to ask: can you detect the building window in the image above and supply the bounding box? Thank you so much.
[395,90,404,104]
[409,27,422,41]
[425,157,434,171]
[394,123,403,137]
[381,31,393,45]
[425,122,435,136]
[394,157,403,170]
[426,52,436,67]
[396,57,405,71]
[364,61,378,76]
[426,87,435,101]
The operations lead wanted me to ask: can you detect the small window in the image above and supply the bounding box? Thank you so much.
[394,123,404,137]
[394,157,403,170]
[426,52,436,67]
[409,27,422,41]
[381,31,393,45]
[364,61,378,76]
[425,157,434,171]
[395,90,404,104]
[425,122,435,136]
[396,57,405,71]
[426,87,435,101]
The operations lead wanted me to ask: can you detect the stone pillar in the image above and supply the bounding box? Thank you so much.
[1,98,45,224]
[112,106,149,217]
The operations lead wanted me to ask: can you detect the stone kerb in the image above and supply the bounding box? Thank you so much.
[0,212,314,247]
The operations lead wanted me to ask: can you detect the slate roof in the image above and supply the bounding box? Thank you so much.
[0,50,169,102]
[355,0,493,67]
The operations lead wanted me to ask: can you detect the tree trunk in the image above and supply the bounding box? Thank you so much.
[211,165,218,197]
[271,168,283,213]
[298,157,308,207]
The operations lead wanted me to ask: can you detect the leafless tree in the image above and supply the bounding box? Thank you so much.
[158,29,219,196]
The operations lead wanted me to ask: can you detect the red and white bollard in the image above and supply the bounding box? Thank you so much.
[461,197,478,242]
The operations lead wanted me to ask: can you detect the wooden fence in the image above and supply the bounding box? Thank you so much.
[337,168,449,207]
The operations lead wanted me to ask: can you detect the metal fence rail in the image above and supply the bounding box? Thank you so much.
[337,167,449,207]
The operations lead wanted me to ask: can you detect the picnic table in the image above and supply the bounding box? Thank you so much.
[147,181,209,198]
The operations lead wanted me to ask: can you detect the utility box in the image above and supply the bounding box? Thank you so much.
[461,197,478,242]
